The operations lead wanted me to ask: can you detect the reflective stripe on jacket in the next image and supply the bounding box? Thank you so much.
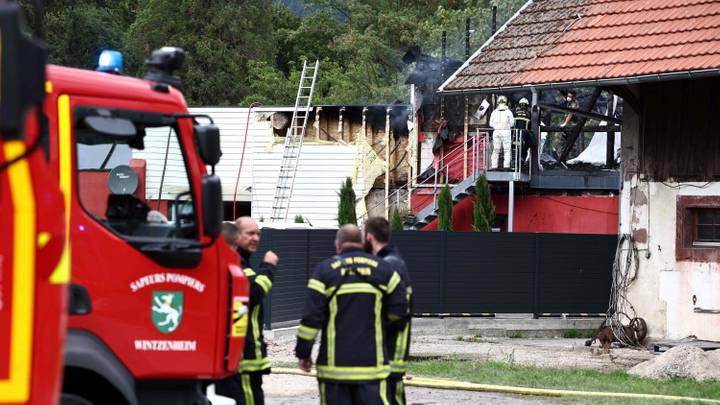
[239,252,275,373]
[295,247,408,383]
[378,245,412,377]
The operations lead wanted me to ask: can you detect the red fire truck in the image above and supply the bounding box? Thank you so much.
[1,3,67,404]
[1,3,249,405]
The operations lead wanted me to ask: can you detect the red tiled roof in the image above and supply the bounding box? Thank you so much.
[442,0,720,91]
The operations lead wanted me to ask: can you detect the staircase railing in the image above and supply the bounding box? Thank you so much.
[358,131,488,221]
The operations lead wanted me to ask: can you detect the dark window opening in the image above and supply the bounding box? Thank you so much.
[223,201,251,221]
[676,196,720,261]
[694,208,720,246]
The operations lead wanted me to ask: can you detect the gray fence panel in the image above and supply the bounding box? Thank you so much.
[391,231,443,314]
[251,229,615,326]
[445,232,536,313]
[537,234,615,314]
[254,229,309,324]
[307,230,338,275]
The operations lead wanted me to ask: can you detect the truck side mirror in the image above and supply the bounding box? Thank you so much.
[195,124,221,166]
[0,3,47,139]
[202,174,222,237]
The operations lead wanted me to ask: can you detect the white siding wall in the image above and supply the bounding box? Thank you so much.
[134,127,189,200]
[252,143,365,228]
[190,107,291,202]
[136,107,369,227]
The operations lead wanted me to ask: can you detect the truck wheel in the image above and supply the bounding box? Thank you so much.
[60,393,95,405]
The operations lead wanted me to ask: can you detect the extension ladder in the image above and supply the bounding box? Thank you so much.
[269,60,319,222]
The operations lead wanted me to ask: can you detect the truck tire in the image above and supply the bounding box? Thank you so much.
[60,393,95,405]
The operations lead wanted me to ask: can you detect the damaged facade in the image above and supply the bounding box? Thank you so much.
[186,105,413,227]
[620,77,720,341]
[437,0,720,340]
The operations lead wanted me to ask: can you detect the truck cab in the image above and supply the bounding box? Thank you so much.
[44,53,249,405]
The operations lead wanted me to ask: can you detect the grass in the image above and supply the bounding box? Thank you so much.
[508,331,524,339]
[407,359,720,404]
[562,329,595,339]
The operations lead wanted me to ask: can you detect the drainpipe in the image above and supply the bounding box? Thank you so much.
[385,107,392,219]
[508,180,514,232]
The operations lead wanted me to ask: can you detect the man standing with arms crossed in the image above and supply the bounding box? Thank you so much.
[216,217,278,405]
[363,217,412,405]
[295,224,407,404]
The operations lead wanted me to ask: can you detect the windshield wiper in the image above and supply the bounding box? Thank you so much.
[99,142,117,170]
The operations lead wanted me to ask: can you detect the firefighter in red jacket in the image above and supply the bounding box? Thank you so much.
[216,217,278,405]
[295,224,408,404]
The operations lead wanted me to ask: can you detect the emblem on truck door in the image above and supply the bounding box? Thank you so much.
[152,291,184,334]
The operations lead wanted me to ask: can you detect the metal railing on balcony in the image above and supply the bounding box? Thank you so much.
[358,128,532,224]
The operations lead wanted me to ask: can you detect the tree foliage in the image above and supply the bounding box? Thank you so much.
[123,0,273,105]
[30,0,525,106]
[437,184,453,231]
[390,209,404,231]
[473,174,495,231]
[337,177,357,226]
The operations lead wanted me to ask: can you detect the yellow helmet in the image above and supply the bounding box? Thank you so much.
[497,95,508,104]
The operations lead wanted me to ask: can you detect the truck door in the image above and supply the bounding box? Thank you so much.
[60,95,225,378]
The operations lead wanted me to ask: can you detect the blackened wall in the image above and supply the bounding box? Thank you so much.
[641,77,720,181]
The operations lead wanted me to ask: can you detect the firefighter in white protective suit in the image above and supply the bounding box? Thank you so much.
[490,95,514,169]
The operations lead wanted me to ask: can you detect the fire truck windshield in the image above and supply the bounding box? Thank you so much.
[75,110,199,243]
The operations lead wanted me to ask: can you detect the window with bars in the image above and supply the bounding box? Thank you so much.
[694,208,720,246]
[676,196,720,261]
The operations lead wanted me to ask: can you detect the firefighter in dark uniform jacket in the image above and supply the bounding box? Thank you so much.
[514,97,534,161]
[363,217,412,405]
[295,224,408,405]
[216,217,278,405]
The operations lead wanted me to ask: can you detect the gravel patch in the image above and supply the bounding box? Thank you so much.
[628,345,720,381]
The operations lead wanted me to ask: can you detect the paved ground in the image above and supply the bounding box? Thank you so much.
[256,330,656,404]
[409,335,654,371]
[262,373,565,405]
[267,333,654,372]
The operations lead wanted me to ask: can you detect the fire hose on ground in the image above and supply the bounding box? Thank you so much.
[272,367,720,404]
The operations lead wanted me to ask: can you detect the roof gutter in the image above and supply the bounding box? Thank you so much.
[437,0,534,92]
[439,68,720,95]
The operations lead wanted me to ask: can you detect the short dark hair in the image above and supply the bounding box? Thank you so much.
[222,222,238,245]
[364,217,389,244]
[336,224,362,245]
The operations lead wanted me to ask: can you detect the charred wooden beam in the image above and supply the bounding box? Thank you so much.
[541,125,621,133]
[538,102,623,125]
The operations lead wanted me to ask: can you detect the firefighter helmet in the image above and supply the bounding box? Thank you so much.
[519,97,529,105]
[497,95,508,105]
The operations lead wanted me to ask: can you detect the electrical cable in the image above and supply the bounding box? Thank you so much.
[661,181,712,189]
[232,103,260,220]
[607,233,643,347]
[538,195,618,215]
